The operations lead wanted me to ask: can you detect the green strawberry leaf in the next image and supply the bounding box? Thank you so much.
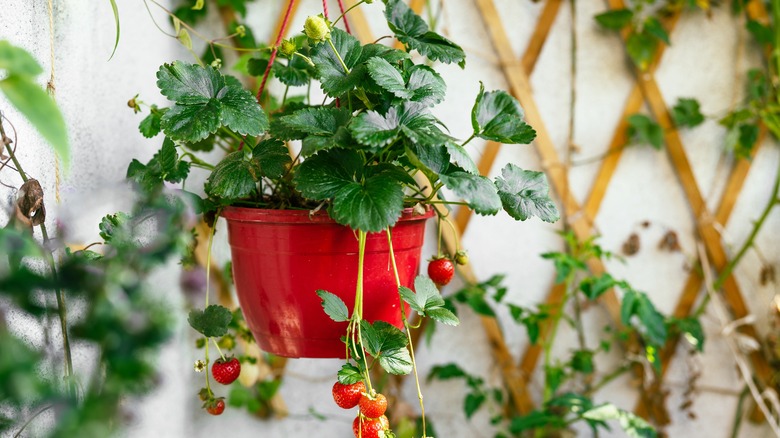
[157,61,224,104]
[440,170,502,216]
[316,290,349,322]
[465,392,486,419]
[406,64,446,107]
[579,273,616,300]
[494,164,560,222]
[644,16,670,45]
[350,102,444,151]
[294,148,364,200]
[383,0,466,66]
[310,28,363,97]
[399,276,458,325]
[360,320,408,357]
[444,141,478,174]
[626,30,657,71]
[672,317,705,352]
[337,363,363,385]
[188,305,233,337]
[157,62,267,142]
[471,83,536,144]
[379,347,413,375]
[366,57,411,99]
[218,84,268,136]
[594,9,633,30]
[204,150,261,201]
[156,138,190,183]
[272,53,314,87]
[253,138,291,180]
[278,107,353,156]
[582,403,657,438]
[139,106,167,138]
[330,173,405,232]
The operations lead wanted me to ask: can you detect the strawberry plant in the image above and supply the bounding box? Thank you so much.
[128,0,560,428]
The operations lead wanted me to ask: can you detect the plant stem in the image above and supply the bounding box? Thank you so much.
[327,38,351,74]
[692,155,780,317]
[730,385,750,438]
[203,220,217,396]
[386,229,428,438]
[331,0,364,29]
[461,133,476,147]
[0,117,74,391]
[352,231,375,394]
[212,338,226,361]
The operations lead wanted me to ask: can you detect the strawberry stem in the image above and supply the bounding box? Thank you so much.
[386,228,428,438]
[212,338,226,362]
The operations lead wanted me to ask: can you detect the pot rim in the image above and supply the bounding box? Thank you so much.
[221,205,435,225]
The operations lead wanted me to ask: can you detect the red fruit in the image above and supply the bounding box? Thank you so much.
[332,381,366,409]
[428,258,455,286]
[352,415,389,438]
[206,399,225,416]
[212,357,241,385]
[359,393,388,418]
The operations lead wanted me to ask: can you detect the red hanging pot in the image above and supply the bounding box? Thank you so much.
[221,206,435,358]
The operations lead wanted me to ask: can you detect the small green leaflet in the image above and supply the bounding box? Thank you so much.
[204,150,261,201]
[329,174,405,232]
[188,305,233,338]
[350,102,445,151]
[594,9,633,30]
[0,41,43,76]
[494,164,560,223]
[399,276,459,326]
[471,83,536,144]
[309,28,363,97]
[383,0,466,66]
[337,363,363,385]
[277,107,353,156]
[360,320,412,375]
[316,290,349,322]
[440,170,502,216]
[626,30,657,71]
[253,138,292,180]
[644,17,670,45]
[139,106,167,138]
[621,289,667,347]
[582,403,657,438]
[579,273,616,300]
[627,114,663,149]
[365,59,447,107]
[99,212,130,243]
[156,62,268,142]
[294,148,364,200]
[444,141,478,174]
[671,98,704,128]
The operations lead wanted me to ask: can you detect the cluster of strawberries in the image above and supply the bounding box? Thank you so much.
[332,381,389,438]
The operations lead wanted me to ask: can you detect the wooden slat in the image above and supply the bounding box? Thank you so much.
[521,0,563,74]
[633,134,765,418]
[345,0,375,42]
[271,0,301,45]
[474,0,623,326]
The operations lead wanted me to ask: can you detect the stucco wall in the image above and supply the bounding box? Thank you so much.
[1,0,777,437]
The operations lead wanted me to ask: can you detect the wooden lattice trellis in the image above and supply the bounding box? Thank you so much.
[205,0,775,428]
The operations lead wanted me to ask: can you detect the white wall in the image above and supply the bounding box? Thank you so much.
[1,0,777,437]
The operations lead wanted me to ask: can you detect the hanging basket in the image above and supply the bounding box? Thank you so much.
[222,206,434,358]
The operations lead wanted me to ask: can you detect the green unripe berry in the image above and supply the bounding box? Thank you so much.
[304,14,331,43]
[279,38,297,57]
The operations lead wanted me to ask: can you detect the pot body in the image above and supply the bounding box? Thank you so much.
[222,207,434,358]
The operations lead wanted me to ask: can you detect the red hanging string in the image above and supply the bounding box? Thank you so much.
[322,0,330,19]
[336,0,352,34]
[256,0,296,104]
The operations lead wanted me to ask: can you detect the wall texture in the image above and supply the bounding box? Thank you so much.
[0,0,777,437]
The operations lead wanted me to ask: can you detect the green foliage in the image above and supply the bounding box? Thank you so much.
[0,41,69,168]
[495,164,560,222]
[156,62,267,142]
[0,186,193,436]
[360,320,412,375]
[399,276,459,326]
[317,290,350,322]
[671,97,705,128]
[627,113,664,149]
[594,9,633,29]
[188,304,233,337]
[382,0,466,67]
[471,83,536,144]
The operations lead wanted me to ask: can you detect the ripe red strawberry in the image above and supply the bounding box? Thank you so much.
[205,398,225,416]
[332,381,366,409]
[352,415,389,438]
[428,258,455,286]
[212,357,241,385]
[359,392,388,418]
